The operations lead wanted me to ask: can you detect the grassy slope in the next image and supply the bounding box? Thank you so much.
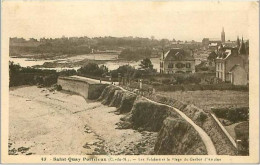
[157,90,249,112]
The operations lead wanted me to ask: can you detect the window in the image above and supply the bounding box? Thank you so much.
[186,63,191,68]
[168,63,173,68]
[176,63,184,68]
[176,71,185,74]
[160,62,164,68]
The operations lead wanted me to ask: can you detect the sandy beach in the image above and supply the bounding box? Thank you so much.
[9,86,157,155]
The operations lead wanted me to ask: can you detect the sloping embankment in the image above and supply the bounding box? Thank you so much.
[97,85,137,114]
[146,94,237,155]
[97,85,208,155]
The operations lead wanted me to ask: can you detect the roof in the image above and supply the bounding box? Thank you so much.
[239,39,247,55]
[209,43,218,46]
[216,49,232,60]
[208,38,221,42]
[164,48,195,61]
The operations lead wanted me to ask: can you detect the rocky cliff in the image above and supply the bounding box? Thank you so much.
[145,94,237,155]
[98,85,208,155]
[154,117,207,155]
[98,85,137,114]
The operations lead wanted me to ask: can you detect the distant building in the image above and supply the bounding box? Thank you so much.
[215,37,249,84]
[202,27,226,50]
[208,43,218,51]
[202,38,222,50]
[160,48,195,74]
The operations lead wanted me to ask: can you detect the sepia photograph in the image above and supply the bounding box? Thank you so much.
[1,0,259,163]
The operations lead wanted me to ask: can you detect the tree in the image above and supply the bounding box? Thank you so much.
[99,65,108,74]
[78,63,108,77]
[119,48,152,61]
[208,51,217,61]
[9,61,21,86]
[110,65,136,78]
[160,39,169,48]
[139,58,153,70]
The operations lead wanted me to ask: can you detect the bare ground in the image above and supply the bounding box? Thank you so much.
[9,86,156,155]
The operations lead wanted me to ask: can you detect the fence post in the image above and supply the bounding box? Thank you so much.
[139,79,142,89]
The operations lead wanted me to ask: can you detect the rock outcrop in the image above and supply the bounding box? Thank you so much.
[98,85,208,155]
[147,94,237,155]
[154,117,207,155]
[130,99,179,132]
[98,85,137,113]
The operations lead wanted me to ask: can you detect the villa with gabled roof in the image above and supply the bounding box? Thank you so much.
[160,48,195,74]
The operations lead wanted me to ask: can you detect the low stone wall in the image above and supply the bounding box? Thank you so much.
[210,113,237,148]
[57,77,108,100]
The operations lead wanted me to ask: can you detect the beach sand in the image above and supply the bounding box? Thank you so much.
[9,86,156,155]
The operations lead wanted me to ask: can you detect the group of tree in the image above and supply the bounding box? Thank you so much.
[9,61,58,87]
[207,51,217,61]
[10,36,170,58]
[10,42,92,56]
[77,63,108,77]
[78,58,156,79]
[9,58,156,87]
[118,48,152,61]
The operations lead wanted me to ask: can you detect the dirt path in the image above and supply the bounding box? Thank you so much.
[9,86,156,155]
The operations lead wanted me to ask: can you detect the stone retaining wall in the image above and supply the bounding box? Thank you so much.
[57,77,108,100]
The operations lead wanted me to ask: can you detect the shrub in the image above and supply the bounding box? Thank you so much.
[226,107,249,122]
[59,69,77,76]
[56,85,62,91]
[198,112,208,123]
[162,79,171,85]
[151,82,162,86]
[212,107,249,123]
[77,63,108,77]
[235,122,249,155]
[9,61,58,87]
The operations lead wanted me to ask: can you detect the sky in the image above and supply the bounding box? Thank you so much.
[3,1,253,42]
